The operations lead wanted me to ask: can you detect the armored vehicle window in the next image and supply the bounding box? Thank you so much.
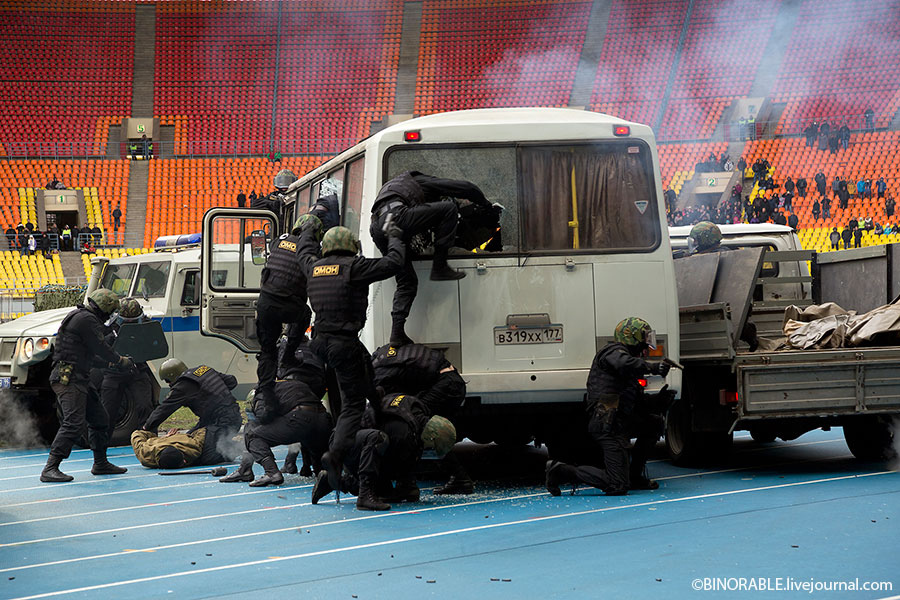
[180,270,200,306]
[134,262,171,298]
[100,262,136,297]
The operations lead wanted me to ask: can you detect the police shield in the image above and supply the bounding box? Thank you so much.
[113,321,169,362]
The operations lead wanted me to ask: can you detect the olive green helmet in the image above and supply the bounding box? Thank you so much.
[421,415,457,458]
[689,221,723,252]
[321,226,359,255]
[292,213,323,239]
[160,358,188,383]
[273,168,297,190]
[614,317,655,348]
[88,288,120,314]
[118,297,143,319]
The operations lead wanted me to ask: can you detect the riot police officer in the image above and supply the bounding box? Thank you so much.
[276,339,328,476]
[296,221,405,497]
[371,343,473,494]
[41,289,133,482]
[546,317,670,496]
[142,359,242,435]
[312,394,457,511]
[220,377,332,487]
[254,216,315,414]
[369,171,494,346]
[97,297,155,445]
[251,169,297,225]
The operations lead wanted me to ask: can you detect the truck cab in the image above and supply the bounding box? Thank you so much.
[0,233,260,444]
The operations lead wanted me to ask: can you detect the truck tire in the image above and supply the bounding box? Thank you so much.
[844,416,898,461]
[749,428,777,444]
[108,393,155,447]
[665,398,733,465]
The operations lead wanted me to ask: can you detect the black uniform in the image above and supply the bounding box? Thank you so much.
[567,343,664,493]
[244,378,332,476]
[372,343,470,494]
[278,339,329,474]
[47,302,123,461]
[143,365,242,434]
[256,232,312,395]
[361,392,429,485]
[298,228,405,462]
[369,171,491,342]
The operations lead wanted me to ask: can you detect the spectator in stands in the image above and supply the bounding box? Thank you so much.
[875,222,884,235]
[25,222,33,233]
[885,224,894,235]
[774,211,787,226]
[784,177,794,196]
[788,212,799,231]
[818,130,828,151]
[141,134,150,159]
[853,226,863,249]
[41,232,51,258]
[795,176,807,198]
[17,228,27,255]
[876,177,887,199]
[865,216,874,231]
[839,123,850,149]
[237,190,246,208]
[737,156,747,175]
[812,199,821,223]
[864,178,873,199]
[27,234,36,256]
[783,189,793,212]
[839,180,850,209]
[46,175,59,190]
[830,227,841,250]
[112,204,122,232]
[61,225,71,251]
[72,225,81,251]
[4,225,15,250]
[865,108,875,133]
[820,121,831,139]
[841,227,852,250]
[91,225,102,245]
[822,195,831,219]
[828,134,838,154]
[830,175,840,200]
[804,121,818,147]
[249,190,257,205]
[856,179,866,199]
[857,217,866,231]
[885,195,895,218]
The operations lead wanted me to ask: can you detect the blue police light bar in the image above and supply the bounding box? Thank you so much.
[154,233,202,250]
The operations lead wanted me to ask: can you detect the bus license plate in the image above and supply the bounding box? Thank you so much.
[494,326,563,345]
[0,377,10,389]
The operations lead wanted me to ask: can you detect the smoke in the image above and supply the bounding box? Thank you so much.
[0,390,44,449]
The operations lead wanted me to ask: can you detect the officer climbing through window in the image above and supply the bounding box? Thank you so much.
[252,169,297,226]
[546,317,672,497]
[296,217,406,504]
[372,343,474,494]
[369,171,495,346]
[40,288,133,482]
[143,359,243,437]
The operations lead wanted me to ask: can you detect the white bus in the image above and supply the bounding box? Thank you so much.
[201,108,680,450]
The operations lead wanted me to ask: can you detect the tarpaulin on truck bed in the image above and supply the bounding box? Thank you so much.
[779,301,900,349]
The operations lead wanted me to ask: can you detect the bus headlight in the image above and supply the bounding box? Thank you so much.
[22,338,33,360]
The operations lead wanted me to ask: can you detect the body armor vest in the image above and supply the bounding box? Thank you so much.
[178,365,240,427]
[373,172,424,211]
[273,379,319,415]
[307,255,368,333]
[262,233,306,298]
[54,305,106,373]
[372,343,444,393]
[379,392,430,436]
[586,343,643,420]
[285,345,327,399]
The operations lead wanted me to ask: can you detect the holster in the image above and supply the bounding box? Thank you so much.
[57,362,74,386]
[593,393,620,428]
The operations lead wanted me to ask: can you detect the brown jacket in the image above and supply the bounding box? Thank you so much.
[131,429,206,468]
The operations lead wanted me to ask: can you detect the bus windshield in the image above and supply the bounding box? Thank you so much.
[385,141,660,254]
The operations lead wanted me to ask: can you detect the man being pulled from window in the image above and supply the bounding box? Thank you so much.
[311,391,457,511]
[371,343,473,495]
[546,318,672,497]
[369,171,496,346]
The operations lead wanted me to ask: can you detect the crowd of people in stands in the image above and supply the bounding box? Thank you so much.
[666,152,895,248]
[4,222,105,256]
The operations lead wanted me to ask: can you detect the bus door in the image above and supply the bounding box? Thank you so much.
[200,208,278,353]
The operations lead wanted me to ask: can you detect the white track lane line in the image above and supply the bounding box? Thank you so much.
[0,462,148,482]
[0,451,866,555]
[0,482,314,527]
[8,471,897,600]
[0,452,135,471]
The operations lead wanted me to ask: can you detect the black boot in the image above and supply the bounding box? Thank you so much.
[321,450,343,493]
[389,477,420,503]
[389,321,414,347]
[91,448,127,475]
[298,445,314,477]
[281,446,299,474]
[430,261,466,281]
[629,476,659,491]
[40,455,73,483]
[250,458,284,487]
[434,475,475,495]
[545,460,578,496]
[220,456,254,482]
[311,470,333,504]
[357,478,391,511]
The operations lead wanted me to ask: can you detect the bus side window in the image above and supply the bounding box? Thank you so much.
[343,157,364,237]
[181,270,200,306]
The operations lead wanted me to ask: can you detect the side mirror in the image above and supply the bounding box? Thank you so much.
[250,230,268,266]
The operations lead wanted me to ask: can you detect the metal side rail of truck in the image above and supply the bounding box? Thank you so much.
[671,243,899,464]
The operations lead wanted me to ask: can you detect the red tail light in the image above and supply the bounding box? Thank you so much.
[719,390,738,405]
[613,125,630,136]
[404,130,421,142]
[638,378,648,388]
